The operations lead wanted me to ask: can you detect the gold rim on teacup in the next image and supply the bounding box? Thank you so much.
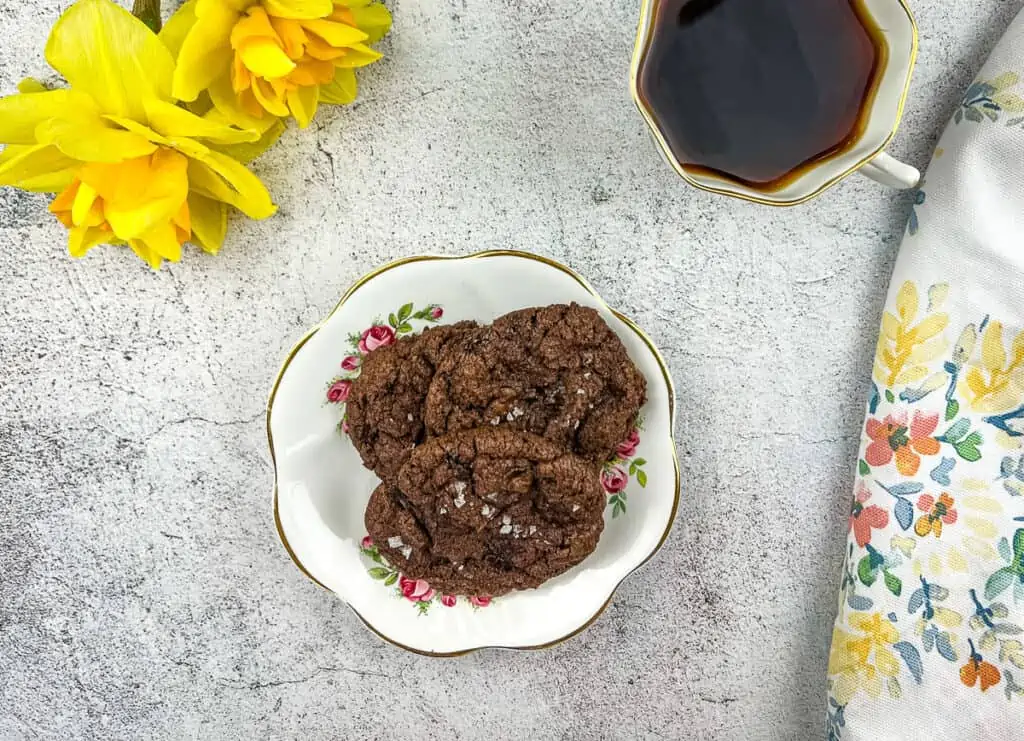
[629,0,920,206]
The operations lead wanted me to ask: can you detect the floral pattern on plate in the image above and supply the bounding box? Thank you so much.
[602,418,647,517]
[324,301,444,431]
[360,536,492,616]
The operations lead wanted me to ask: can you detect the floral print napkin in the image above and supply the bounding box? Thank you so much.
[827,12,1024,740]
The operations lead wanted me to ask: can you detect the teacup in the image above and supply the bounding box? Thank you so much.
[630,0,920,206]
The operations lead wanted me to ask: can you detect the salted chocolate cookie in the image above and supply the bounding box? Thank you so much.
[346,322,476,483]
[364,428,605,596]
[424,304,646,463]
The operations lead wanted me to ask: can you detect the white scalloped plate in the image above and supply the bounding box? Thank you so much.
[268,250,679,655]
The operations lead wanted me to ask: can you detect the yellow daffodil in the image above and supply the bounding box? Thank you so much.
[166,0,391,129]
[0,0,276,268]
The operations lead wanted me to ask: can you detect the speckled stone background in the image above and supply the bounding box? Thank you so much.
[1,1,1022,739]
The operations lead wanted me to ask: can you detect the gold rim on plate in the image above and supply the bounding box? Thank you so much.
[628,0,919,207]
[266,249,681,656]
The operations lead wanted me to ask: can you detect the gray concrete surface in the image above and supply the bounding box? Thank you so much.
[1,1,1021,738]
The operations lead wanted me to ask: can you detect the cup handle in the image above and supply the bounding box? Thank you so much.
[858,151,920,190]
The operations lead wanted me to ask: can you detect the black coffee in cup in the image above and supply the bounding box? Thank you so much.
[635,0,884,189]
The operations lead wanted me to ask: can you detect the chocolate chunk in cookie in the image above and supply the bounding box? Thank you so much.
[367,428,605,596]
[424,304,646,463]
[346,322,475,483]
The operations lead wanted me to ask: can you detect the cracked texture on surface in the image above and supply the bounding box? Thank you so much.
[0,0,1020,738]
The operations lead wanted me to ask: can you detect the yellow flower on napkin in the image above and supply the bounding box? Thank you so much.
[0,0,276,268]
[962,320,1024,413]
[166,0,391,130]
[829,612,901,704]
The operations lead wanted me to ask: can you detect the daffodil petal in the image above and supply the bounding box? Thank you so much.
[140,221,184,262]
[187,192,228,253]
[264,0,333,20]
[49,179,79,222]
[350,3,391,43]
[173,0,240,102]
[45,0,175,119]
[319,67,357,104]
[250,78,290,117]
[81,150,190,239]
[104,193,183,240]
[212,117,285,162]
[269,16,308,58]
[239,38,297,78]
[36,117,158,163]
[127,238,164,269]
[143,99,260,144]
[102,116,173,146]
[0,90,94,145]
[159,0,198,57]
[187,148,276,219]
[303,37,346,61]
[67,224,112,258]
[286,85,319,128]
[208,74,278,131]
[299,19,367,47]
[0,144,78,193]
[289,58,335,84]
[333,43,382,68]
[17,78,49,94]
[71,181,100,226]
[230,6,277,44]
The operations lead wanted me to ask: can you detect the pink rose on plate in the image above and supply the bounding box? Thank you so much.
[399,576,435,603]
[440,594,457,607]
[341,355,361,371]
[358,325,396,354]
[341,420,350,434]
[361,535,374,549]
[616,429,640,458]
[327,379,351,403]
[430,306,443,320]
[470,595,491,608]
[601,466,628,494]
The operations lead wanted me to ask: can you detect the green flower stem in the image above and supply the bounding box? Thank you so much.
[132,0,162,32]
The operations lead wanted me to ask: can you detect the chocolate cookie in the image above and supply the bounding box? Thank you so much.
[364,428,605,596]
[424,304,646,463]
[346,322,476,483]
